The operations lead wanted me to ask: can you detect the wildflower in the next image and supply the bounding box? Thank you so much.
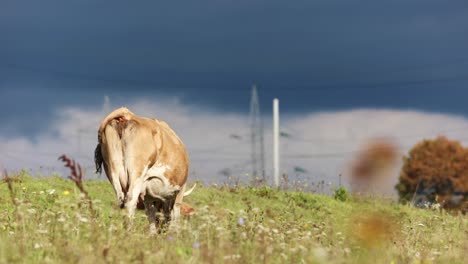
[313,247,327,261]
[2,226,5,230]
[22,187,26,191]
[238,217,244,226]
[48,189,55,195]
[63,190,70,196]
[193,242,200,249]
[224,254,241,260]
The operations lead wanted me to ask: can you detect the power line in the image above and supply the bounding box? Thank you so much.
[2,61,468,92]
[281,124,468,143]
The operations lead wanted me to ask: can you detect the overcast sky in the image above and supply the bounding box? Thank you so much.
[1,0,468,195]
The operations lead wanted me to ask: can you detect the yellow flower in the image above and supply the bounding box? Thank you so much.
[2,226,5,230]
[22,187,26,191]
[62,190,70,196]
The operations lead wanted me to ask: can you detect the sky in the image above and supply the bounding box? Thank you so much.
[1,0,468,196]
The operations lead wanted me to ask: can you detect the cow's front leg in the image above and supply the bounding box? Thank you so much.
[171,187,184,225]
[144,198,158,235]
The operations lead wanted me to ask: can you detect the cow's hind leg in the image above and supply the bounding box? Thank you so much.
[102,124,126,207]
[125,175,145,229]
[122,119,156,223]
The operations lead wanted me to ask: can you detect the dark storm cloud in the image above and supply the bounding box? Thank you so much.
[1,0,468,136]
[2,0,468,75]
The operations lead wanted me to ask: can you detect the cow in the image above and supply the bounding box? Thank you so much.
[94,107,194,233]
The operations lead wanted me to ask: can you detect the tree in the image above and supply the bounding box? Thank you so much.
[396,136,468,212]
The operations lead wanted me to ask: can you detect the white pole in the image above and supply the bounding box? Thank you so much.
[273,98,280,187]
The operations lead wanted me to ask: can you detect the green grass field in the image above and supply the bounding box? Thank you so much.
[0,173,466,263]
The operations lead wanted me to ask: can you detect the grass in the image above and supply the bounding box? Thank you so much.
[0,173,466,263]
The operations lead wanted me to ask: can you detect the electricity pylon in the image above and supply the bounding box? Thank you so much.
[249,85,265,182]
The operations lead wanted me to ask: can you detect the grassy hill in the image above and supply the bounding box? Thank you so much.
[0,173,466,263]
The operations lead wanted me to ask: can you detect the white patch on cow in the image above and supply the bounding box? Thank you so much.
[144,162,180,200]
[147,162,171,179]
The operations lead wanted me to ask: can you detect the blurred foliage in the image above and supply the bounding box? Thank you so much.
[396,136,468,212]
[350,138,399,196]
[352,139,398,181]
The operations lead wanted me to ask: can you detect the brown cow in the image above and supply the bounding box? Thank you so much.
[94,107,193,233]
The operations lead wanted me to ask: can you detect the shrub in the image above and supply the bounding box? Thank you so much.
[334,187,349,202]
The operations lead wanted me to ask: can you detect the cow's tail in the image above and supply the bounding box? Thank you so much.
[98,107,134,136]
[184,183,197,196]
[95,107,134,174]
[94,143,104,174]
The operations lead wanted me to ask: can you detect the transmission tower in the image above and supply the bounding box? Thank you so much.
[249,85,265,182]
[102,95,111,115]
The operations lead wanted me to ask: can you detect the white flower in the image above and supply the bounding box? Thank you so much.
[223,254,241,260]
[266,246,273,255]
[313,247,327,261]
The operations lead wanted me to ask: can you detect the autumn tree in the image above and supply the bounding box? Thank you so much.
[396,136,468,211]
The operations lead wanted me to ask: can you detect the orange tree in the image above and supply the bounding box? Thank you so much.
[396,136,468,211]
